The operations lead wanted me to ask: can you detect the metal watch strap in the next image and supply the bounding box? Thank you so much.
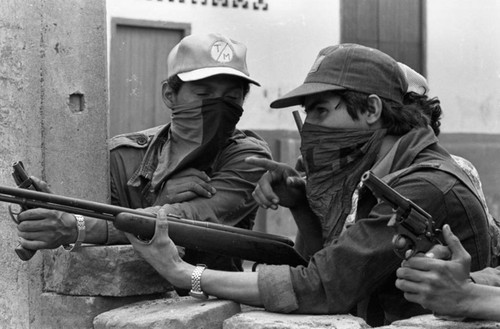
[63,214,86,252]
[189,264,208,299]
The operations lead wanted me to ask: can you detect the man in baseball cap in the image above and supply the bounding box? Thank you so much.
[248,43,489,323]
[16,33,272,296]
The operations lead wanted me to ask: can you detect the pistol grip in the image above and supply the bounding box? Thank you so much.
[15,244,36,261]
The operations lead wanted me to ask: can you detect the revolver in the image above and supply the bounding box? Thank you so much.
[361,170,442,259]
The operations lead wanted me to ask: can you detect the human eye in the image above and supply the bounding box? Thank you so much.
[187,82,211,96]
[312,106,330,117]
[304,104,330,122]
[225,88,243,101]
[193,89,211,97]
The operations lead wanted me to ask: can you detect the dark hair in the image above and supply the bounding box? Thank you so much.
[164,74,251,99]
[338,90,442,136]
[403,92,443,136]
[165,75,184,94]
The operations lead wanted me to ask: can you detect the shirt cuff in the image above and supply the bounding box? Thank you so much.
[258,265,298,313]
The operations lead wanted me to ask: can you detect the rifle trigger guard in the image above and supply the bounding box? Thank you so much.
[8,205,20,224]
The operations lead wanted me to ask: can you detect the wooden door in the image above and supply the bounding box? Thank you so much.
[109,19,190,137]
[341,0,426,75]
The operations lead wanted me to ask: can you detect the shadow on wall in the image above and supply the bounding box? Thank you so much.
[253,130,500,239]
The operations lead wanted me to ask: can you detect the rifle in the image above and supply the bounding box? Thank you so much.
[5,161,307,266]
[360,170,442,259]
[1,179,307,266]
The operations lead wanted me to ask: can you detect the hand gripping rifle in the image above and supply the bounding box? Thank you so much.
[4,164,307,267]
[10,161,42,260]
[360,171,442,259]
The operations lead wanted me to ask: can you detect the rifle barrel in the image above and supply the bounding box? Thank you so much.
[0,185,294,246]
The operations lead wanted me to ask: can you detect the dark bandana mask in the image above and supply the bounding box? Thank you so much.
[152,97,243,188]
[300,122,386,244]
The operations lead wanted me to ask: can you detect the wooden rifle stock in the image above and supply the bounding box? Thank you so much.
[0,185,307,266]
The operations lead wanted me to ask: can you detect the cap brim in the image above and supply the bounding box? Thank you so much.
[270,83,346,108]
[178,67,260,86]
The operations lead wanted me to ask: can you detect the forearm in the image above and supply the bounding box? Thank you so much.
[81,217,108,244]
[203,269,262,306]
[458,283,500,321]
[155,260,262,307]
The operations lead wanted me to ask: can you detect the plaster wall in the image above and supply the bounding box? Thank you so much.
[0,1,42,327]
[107,0,500,135]
[427,0,500,134]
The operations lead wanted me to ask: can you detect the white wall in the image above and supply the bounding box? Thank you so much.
[107,0,500,134]
[427,0,500,134]
[106,0,340,130]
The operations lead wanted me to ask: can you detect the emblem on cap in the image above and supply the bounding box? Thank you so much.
[211,41,233,63]
[309,55,325,73]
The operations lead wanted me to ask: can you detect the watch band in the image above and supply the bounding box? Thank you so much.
[189,264,208,299]
[64,214,86,252]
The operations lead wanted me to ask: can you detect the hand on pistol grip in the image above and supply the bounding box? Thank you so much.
[392,233,416,260]
[10,161,47,261]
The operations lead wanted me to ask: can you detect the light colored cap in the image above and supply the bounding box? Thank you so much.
[167,33,260,86]
[397,62,429,95]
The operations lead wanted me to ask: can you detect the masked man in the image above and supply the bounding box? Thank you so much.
[127,44,490,326]
[17,33,272,277]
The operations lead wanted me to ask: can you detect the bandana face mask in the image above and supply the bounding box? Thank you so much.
[300,122,386,244]
[152,97,243,188]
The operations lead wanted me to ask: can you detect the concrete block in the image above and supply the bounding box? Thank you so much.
[223,311,370,329]
[383,314,500,329]
[38,292,169,329]
[44,245,172,296]
[93,296,241,329]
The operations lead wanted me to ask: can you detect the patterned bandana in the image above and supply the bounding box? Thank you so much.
[152,97,243,189]
[300,122,386,245]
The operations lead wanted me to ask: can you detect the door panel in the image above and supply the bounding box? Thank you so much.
[110,19,190,137]
[341,0,425,74]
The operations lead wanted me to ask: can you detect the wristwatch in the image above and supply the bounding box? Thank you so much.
[63,214,86,252]
[189,264,208,299]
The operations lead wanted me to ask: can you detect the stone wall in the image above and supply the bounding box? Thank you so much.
[0,0,109,327]
[94,297,500,329]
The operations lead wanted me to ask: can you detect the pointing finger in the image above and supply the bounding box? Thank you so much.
[245,157,280,171]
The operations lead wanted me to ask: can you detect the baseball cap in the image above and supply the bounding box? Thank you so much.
[167,33,260,86]
[397,62,429,96]
[270,44,407,108]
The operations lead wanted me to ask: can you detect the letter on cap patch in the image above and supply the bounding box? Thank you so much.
[309,55,325,73]
[211,41,233,63]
